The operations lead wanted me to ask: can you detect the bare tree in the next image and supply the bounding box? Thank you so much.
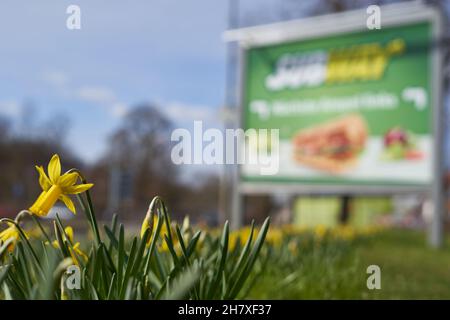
[105,104,180,219]
[0,116,10,142]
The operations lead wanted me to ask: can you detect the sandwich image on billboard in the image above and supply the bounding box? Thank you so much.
[292,114,368,174]
[241,21,433,187]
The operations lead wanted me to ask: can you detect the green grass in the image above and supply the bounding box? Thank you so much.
[358,230,450,299]
[248,229,450,299]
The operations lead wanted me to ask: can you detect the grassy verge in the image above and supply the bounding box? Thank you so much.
[248,228,450,299]
[359,229,450,299]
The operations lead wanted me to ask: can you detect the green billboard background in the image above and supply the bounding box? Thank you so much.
[241,22,433,186]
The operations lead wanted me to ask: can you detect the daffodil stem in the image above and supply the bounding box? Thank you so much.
[143,213,164,276]
[14,210,52,244]
[54,214,85,268]
[30,215,52,244]
[85,189,101,245]
[67,168,102,246]
[76,192,101,246]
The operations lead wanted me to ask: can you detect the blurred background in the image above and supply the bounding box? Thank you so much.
[0,0,449,233]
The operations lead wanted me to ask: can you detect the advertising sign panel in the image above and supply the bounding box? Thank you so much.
[241,22,434,187]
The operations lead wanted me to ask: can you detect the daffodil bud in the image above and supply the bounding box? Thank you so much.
[140,205,155,245]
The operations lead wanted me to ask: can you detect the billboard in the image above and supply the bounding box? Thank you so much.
[241,21,435,188]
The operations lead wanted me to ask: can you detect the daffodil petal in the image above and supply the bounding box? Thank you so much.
[51,240,59,248]
[48,154,61,184]
[0,224,20,251]
[64,226,74,243]
[59,194,76,214]
[58,172,79,188]
[73,242,88,261]
[35,165,52,191]
[64,183,94,195]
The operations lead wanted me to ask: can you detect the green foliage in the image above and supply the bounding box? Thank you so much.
[0,194,270,300]
[249,229,450,299]
[248,231,366,299]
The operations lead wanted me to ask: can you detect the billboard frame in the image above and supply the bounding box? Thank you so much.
[225,2,445,246]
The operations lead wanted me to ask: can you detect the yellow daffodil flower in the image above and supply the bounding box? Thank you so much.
[229,226,254,251]
[71,242,88,262]
[0,223,27,252]
[265,228,283,247]
[314,225,327,240]
[140,214,180,253]
[140,215,176,252]
[49,226,88,265]
[140,214,155,245]
[29,154,93,216]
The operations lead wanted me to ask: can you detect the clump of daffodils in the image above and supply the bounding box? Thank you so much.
[1,154,92,262]
[0,154,270,300]
[48,226,88,264]
[228,223,381,254]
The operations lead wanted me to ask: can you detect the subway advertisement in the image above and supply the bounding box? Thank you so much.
[241,21,434,186]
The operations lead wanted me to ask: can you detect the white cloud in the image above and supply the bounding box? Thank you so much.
[164,101,218,125]
[111,102,129,118]
[41,71,129,118]
[77,86,129,118]
[0,100,21,118]
[78,86,116,104]
[42,70,69,88]
[41,69,130,119]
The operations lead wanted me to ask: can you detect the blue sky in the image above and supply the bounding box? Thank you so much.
[1,0,449,169]
[0,0,228,163]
